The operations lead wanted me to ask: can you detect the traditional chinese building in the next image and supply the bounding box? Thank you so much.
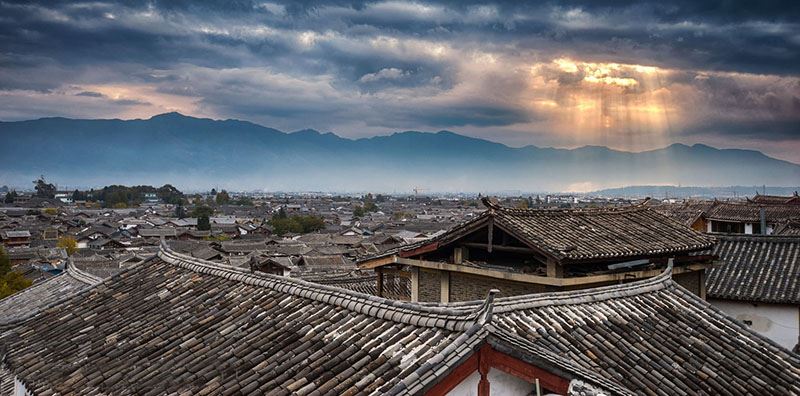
[359,198,717,302]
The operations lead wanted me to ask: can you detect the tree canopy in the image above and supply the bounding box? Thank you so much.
[0,246,32,299]
[269,213,325,236]
[33,175,56,198]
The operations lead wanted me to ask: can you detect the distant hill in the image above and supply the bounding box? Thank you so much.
[1,112,798,192]
[590,186,800,199]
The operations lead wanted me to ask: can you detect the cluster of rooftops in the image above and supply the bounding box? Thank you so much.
[0,199,798,395]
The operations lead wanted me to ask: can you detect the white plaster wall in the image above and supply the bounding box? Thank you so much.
[14,377,32,396]
[447,370,479,396]
[445,369,536,396]
[710,299,799,350]
[744,223,753,234]
[487,368,535,396]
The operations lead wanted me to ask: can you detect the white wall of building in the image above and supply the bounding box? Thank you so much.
[446,368,536,396]
[487,368,535,396]
[447,371,480,396]
[710,299,799,350]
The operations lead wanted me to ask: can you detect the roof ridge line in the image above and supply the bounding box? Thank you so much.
[491,261,675,312]
[65,259,104,286]
[158,243,482,330]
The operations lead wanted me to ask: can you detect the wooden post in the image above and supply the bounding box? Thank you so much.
[440,271,450,303]
[699,268,707,300]
[546,258,564,278]
[478,346,490,396]
[410,267,420,302]
[454,247,463,264]
[487,218,494,253]
[376,267,384,298]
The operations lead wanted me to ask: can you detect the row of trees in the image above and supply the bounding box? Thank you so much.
[353,193,381,218]
[268,208,325,236]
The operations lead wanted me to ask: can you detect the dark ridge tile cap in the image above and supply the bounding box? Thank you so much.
[158,244,482,330]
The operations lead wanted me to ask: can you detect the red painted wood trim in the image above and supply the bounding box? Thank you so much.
[478,345,490,396]
[399,242,439,258]
[425,354,479,396]
[424,344,571,396]
[486,349,570,394]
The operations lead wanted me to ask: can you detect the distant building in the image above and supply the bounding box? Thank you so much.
[0,230,31,248]
[143,192,160,204]
[705,201,800,234]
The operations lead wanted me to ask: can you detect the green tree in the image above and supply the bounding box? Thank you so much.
[0,246,32,299]
[175,203,186,219]
[57,237,78,256]
[204,234,230,242]
[235,196,254,206]
[156,184,185,205]
[197,215,211,231]
[216,190,231,205]
[33,175,56,198]
[353,205,365,218]
[43,207,59,215]
[71,189,86,201]
[4,190,17,203]
[192,205,214,218]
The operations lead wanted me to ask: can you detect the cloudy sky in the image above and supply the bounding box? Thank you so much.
[2,0,799,162]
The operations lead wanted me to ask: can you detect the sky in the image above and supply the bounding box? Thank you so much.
[1,0,799,163]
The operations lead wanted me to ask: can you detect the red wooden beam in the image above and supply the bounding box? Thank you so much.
[425,344,571,396]
[425,354,478,396]
[486,349,570,394]
[399,242,439,258]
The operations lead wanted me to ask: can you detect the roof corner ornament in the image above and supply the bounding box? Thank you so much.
[481,196,501,212]
[476,289,500,326]
[665,258,674,278]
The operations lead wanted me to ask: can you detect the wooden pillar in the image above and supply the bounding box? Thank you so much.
[454,247,464,264]
[410,267,420,302]
[699,268,707,300]
[440,271,450,303]
[376,267,384,298]
[478,346,490,396]
[546,258,564,278]
[487,219,494,253]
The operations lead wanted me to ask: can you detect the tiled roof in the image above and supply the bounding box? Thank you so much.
[705,201,800,223]
[0,246,482,396]
[750,193,800,205]
[491,205,713,263]
[774,221,800,236]
[364,201,714,264]
[489,270,800,394]
[651,200,715,227]
[0,265,96,329]
[1,245,797,395]
[707,235,800,303]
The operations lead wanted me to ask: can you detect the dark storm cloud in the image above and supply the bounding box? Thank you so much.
[0,0,798,161]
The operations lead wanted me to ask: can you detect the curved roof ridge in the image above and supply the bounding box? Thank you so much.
[715,233,800,242]
[491,263,674,312]
[158,243,485,330]
[64,259,104,285]
[494,203,650,216]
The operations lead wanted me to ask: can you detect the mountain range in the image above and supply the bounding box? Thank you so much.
[1,112,798,192]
